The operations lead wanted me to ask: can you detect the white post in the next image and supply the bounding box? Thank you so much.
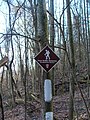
[44,79,53,120]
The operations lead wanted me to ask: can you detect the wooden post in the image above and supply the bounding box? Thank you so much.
[34,45,59,120]
[44,79,53,120]
[0,56,8,120]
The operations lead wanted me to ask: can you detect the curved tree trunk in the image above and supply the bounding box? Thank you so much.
[7,0,15,107]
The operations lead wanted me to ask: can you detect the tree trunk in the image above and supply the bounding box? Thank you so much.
[23,1,28,119]
[7,0,16,107]
[86,0,90,97]
[37,0,51,119]
[66,0,75,119]
[0,68,4,120]
[0,93,4,120]
[49,0,55,96]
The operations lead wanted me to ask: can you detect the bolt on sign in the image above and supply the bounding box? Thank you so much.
[34,45,60,72]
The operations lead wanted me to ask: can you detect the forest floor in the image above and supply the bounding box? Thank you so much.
[0,86,90,120]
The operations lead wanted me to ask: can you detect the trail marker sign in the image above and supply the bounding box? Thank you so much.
[34,45,60,72]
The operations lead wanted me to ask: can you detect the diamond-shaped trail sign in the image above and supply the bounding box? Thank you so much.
[34,45,60,72]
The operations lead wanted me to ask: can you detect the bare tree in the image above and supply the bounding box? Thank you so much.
[7,0,15,106]
[49,0,55,95]
[66,0,75,119]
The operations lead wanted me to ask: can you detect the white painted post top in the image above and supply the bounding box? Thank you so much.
[45,112,53,120]
[44,79,52,102]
